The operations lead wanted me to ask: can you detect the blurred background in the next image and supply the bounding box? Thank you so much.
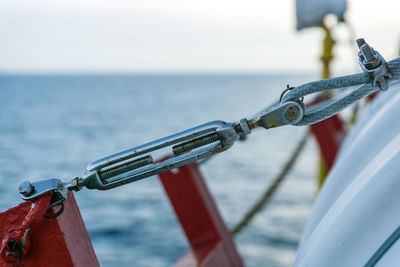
[0,0,399,266]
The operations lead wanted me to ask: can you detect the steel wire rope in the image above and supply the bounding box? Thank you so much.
[282,58,400,126]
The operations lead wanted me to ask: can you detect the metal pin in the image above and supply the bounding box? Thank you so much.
[18,181,34,196]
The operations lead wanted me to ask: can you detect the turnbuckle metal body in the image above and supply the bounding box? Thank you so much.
[82,120,240,190]
[18,101,304,200]
[81,100,304,191]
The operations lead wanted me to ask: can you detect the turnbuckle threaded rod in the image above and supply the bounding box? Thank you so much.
[172,132,220,155]
[99,155,153,180]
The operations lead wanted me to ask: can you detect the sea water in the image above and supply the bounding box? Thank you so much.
[0,74,318,266]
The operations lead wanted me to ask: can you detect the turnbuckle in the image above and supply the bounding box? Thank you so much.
[81,120,242,190]
[18,100,304,200]
[79,100,303,191]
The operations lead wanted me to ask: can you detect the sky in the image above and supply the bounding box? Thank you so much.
[0,0,399,74]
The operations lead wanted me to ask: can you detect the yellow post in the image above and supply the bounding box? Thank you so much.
[317,22,335,191]
[320,23,335,79]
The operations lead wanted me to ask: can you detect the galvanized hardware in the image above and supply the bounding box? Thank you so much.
[18,36,399,197]
[17,177,84,218]
[357,38,392,91]
[251,101,305,129]
[279,85,298,103]
[0,194,52,262]
[18,100,306,196]
[19,177,83,201]
[81,120,243,190]
[172,132,219,155]
[80,102,307,191]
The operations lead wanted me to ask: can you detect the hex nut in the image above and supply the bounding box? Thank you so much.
[284,105,300,122]
[239,118,251,136]
[19,181,34,196]
[70,177,83,191]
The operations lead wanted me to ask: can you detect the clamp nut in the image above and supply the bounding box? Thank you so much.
[69,177,83,191]
[356,38,392,91]
[239,118,251,136]
[357,38,381,68]
[284,104,301,123]
[19,181,34,196]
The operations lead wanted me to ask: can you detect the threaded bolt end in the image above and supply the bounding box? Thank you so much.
[172,132,220,155]
[356,38,365,48]
[360,44,375,62]
[99,155,153,180]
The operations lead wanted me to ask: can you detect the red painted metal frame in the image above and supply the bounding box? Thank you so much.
[310,114,345,170]
[307,96,346,171]
[159,162,244,267]
[0,192,99,267]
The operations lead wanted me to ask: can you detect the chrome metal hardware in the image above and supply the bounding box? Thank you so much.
[16,36,399,223]
[357,38,392,91]
[252,101,304,129]
[81,120,242,190]
[18,178,81,201]
[18,101,305,198]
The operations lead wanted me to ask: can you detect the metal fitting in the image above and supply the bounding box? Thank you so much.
[19,178,69,201]
[239,118,251,135]
[68,177,84,192]
[357,38,381,68]
[284,104,301,123]
[357,38,392,91]
[18,181,34,196]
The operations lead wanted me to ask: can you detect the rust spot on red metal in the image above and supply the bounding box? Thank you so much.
[0,193,99,266]
[0,194,51,262]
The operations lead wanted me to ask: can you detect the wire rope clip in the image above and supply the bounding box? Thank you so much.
[357,38,392,91]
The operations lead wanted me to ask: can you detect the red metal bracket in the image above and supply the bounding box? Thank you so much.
[309,114,345,170]
[0,194,51,262]
[307,96,346,171]
[0,192,99,267]
[159,161,244,267]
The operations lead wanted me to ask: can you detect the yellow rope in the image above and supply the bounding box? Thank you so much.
[230,132,309,236]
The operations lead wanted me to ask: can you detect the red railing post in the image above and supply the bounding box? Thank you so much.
[310,114,345,170]
[0,192,99,267]
[159,162,244,267]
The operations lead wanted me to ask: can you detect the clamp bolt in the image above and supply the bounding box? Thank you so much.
[18,181,34,196]
[357,38,381,69]
[284,105,300,122]
[356,38,392,91]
